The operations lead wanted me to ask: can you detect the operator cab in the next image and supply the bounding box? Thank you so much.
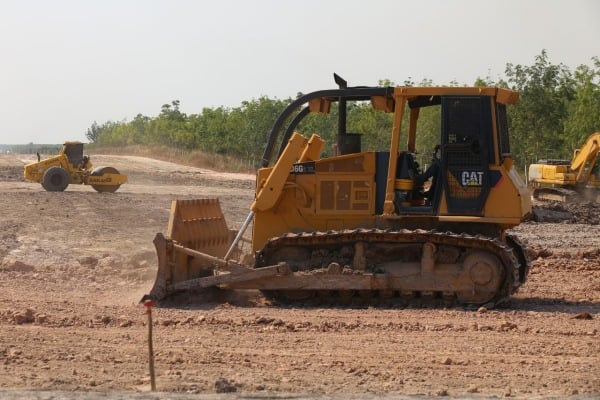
[390,94,503,217]
[62,142,90,169]
[63,142,84,168]
[259,78,518,221]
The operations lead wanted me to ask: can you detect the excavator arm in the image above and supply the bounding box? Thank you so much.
[571,132,600,184]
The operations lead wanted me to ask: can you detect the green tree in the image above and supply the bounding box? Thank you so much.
[505,50,575,168]
[83,56,600,171]
[152,100,192,149]
[159,100,186,121]
[193,106,232,154]
[348,102,394,151]
[295,103,338,156]
[235,97,290,166]
[563,57,600,152]
[89,120,119,145]
[85,121,101,143]
[127,113,150,145]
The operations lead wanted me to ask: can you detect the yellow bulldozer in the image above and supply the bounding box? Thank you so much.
[23,141,127,192]
[528,132,600,202]
[145,76,532,307]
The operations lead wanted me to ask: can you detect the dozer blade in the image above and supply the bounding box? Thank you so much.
[146,198,243,300]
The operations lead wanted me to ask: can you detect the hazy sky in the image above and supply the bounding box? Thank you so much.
[1,0,598,144]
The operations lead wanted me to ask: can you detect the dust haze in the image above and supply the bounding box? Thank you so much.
[0,153,598,398]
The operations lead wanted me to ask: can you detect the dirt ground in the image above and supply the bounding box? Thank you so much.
[0,153,598,399]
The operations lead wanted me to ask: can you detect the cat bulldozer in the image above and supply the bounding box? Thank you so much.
[528,132,600,202]
[146,76,531,307]
[24,141,127,193]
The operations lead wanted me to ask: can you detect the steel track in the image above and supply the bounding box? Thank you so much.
[257,228,528,307]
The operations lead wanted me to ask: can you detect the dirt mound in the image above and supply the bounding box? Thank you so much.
[529,246,600,261]
[532,199,599,224]
[0,165,25,182]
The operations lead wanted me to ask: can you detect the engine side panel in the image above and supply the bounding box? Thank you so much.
[252,152,377,252]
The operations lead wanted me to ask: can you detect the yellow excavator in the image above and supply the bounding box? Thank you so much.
[528,132,600,202]
[23,141,127,193]
[145,76,532,307]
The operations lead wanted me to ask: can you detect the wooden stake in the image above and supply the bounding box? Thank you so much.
[144,300,156,391]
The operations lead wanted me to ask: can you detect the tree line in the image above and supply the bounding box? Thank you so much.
[87,51,600,172]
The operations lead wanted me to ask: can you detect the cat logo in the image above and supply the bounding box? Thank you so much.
[461,171,484,187]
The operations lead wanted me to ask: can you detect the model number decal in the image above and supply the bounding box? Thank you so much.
[291,164,305,173]
[290,162,316,174]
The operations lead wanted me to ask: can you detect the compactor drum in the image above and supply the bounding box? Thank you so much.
[24,141,127,193]
[147,76,532,307]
